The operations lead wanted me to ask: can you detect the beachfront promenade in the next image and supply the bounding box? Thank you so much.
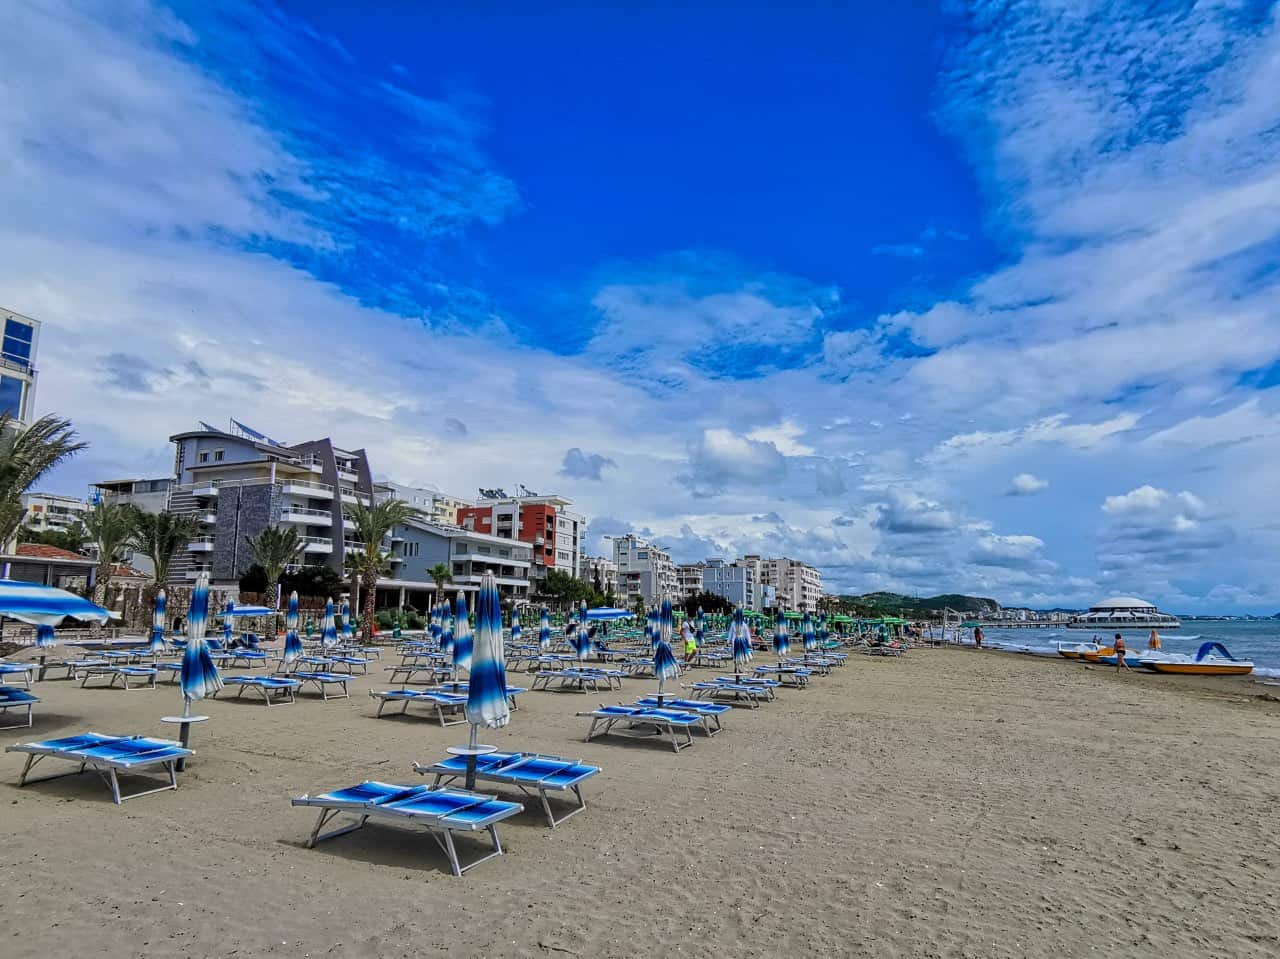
[2,642,1277,958]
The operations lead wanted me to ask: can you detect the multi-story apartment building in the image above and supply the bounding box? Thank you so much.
[759,557,823,612]
[91,477,174,514]
[676,562,706,602]
[21,492,89,535]
[579,555,618,597]
[166,420,374,586]
[375,481,472,526]
[0,308,40,425]
[380,517,533,605]
[701,558,759,611]
[613,534,677,605]
[457,492,585,583]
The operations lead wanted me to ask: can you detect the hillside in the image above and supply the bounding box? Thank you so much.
[826,592,1000,618]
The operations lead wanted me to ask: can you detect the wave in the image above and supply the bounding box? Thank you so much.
[1252,665,1280,678]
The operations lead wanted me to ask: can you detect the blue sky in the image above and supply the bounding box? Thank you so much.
[4,0,1280,613]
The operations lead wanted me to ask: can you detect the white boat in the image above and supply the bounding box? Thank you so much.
[1139,642,1253,676]
[1057,640,1099,660]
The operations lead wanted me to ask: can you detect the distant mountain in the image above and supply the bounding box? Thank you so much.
[827,592,999,617]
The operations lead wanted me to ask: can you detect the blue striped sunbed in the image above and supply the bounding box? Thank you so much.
[578,704,703,752]
[415,752,601,828]
[632,696,729,735]
[37,659,107,681]
[290,671,351,700]
[216,675,301,705]
[0,686,39,729]
[0,662,36,690]
[531,668,625,693]
[384,664,455,685]
[432,681,527,710]
[290,782,523,876]
[682,681,770,708]
[80,666,157,690]
[368,688,467,725]
[6,733,193,804]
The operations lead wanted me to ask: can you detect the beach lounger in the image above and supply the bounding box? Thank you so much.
[327,655,369,675]
[384,664,455,685]
[432,681,527,710]
[80,666,158,690]
[7,733,193,804]
[369,689,468,726]
[152,662,183,683]
[228,650,271,669]
[0,686,39,728]
[632,696,729,734]
[682,681,769,708]
[714,676,780,699]
[531,668,624,693]
[291,671,351,700]
[37,658,107,681]
[753,665,812,687]
[216,675,301,705]
[0,662,36,689]
[578,704,702,752]
[415,752,601,828]
[290,782,522,876]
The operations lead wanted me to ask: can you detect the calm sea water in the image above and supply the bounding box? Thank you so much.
[976,620,1280,678]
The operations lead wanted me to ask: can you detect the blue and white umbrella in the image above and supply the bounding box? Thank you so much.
[653,630,680,701]
[150,589,167,654]
[283,590,303,664]
[647,608,659,649]
[538,605,551,651]
[818,613,829,647]
[574,624,598,661]
[773,608,790,657]
[428,604,441,644]
[510,609,521,644]
[802,611,817,653]
[453,593,473,673]
[658,598,674,651]
[180,572,222,712]
[0,579,111,627]
[223,601,234,647]
[583,607,632,621]
[441,611,455,656]
[35,624,56,648]
[466,573,509,731]
[320,597,338,648]
[340,598,355,641]
[731,607,752,673]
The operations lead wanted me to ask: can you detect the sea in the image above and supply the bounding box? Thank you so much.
[969,620,1280,679]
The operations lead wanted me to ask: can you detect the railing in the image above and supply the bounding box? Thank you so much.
[280,506,332,520]
[280,478,334,493]
[188,536,215,550]
[174,477,334,494]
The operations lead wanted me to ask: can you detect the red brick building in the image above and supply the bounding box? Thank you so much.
[456,494,584,583]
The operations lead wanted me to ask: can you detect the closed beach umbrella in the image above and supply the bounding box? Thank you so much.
[653,631,680,702]
[802,611,817,653]
[510,609,521,644]
[150,589,167,654]
[466,573,510,731]
[429,604,441,644]
[320,597,337,648]
[577,624,598,660]
[441,609,455,656]
[36,624,56,648]
[539,605,551,651]
[453,593,473,673]
[283,591,303,664]
[732,607,752,672]
[223,601,234,647]
[659,598,674,651]
[774,608,790,657]
[340,598,355,641]
[180,572,222,713]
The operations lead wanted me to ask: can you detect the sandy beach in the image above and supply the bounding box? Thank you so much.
[3,646,1279,959]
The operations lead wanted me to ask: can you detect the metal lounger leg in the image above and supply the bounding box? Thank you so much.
[309,808,370,847]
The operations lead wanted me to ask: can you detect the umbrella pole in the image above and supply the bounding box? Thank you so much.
[465,724,478,791]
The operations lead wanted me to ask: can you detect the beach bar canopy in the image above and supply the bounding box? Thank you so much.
[583,607,632,621]
[0,579,112,627]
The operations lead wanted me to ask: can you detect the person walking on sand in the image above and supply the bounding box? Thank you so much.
[1113,633,1130,672]
[973,625,984,649]
[682,619,698,664]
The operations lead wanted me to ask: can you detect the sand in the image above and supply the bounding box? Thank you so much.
[2,644,1279,959]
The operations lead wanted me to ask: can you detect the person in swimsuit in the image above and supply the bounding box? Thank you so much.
[1113,633,1130,672]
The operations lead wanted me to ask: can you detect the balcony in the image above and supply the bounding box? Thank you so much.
[191,482,218,498]
[340,489,370,506]
[279,505,333,526]
[188,536,215,552]
[337,466,360,484]
[281,479,334,499]
[198,511,217,524]
[300,536,333,554]
[185,567,213,580]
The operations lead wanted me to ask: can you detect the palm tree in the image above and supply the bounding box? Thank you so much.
[245,525,302,634]
[429,562,453,607]
[131,510,201,586]
[345,498,419,643]
[82,501,140,607]
[0,413,87,548]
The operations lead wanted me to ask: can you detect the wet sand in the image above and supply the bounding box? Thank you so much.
[2,645,1278,958]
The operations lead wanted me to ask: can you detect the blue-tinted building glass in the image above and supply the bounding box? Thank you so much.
[0,375,24,417]
[3,320,34,365]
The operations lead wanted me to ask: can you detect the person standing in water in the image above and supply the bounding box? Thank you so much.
[973,625,984,649]
[1148,629,1161,651]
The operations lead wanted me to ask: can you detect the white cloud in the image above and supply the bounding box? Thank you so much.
[1007,473,1049,496]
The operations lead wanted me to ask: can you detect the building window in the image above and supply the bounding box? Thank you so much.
[0,375,24,418]
[198,451,210,464]
[2,319,33,368]
[213,449,224,462]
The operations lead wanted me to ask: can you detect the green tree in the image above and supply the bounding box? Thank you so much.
[281,563,344,601]
[18,521,88,553]
[82,501,140,607]
[0,413,87,548]
[682,590,733,617]
[245,525,303,634]
[345,499,420,642]
[428,562,453,606]
[131,509,201,586]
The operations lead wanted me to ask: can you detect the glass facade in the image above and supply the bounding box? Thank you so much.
[3,319,34,369]
[0,375,24,418]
